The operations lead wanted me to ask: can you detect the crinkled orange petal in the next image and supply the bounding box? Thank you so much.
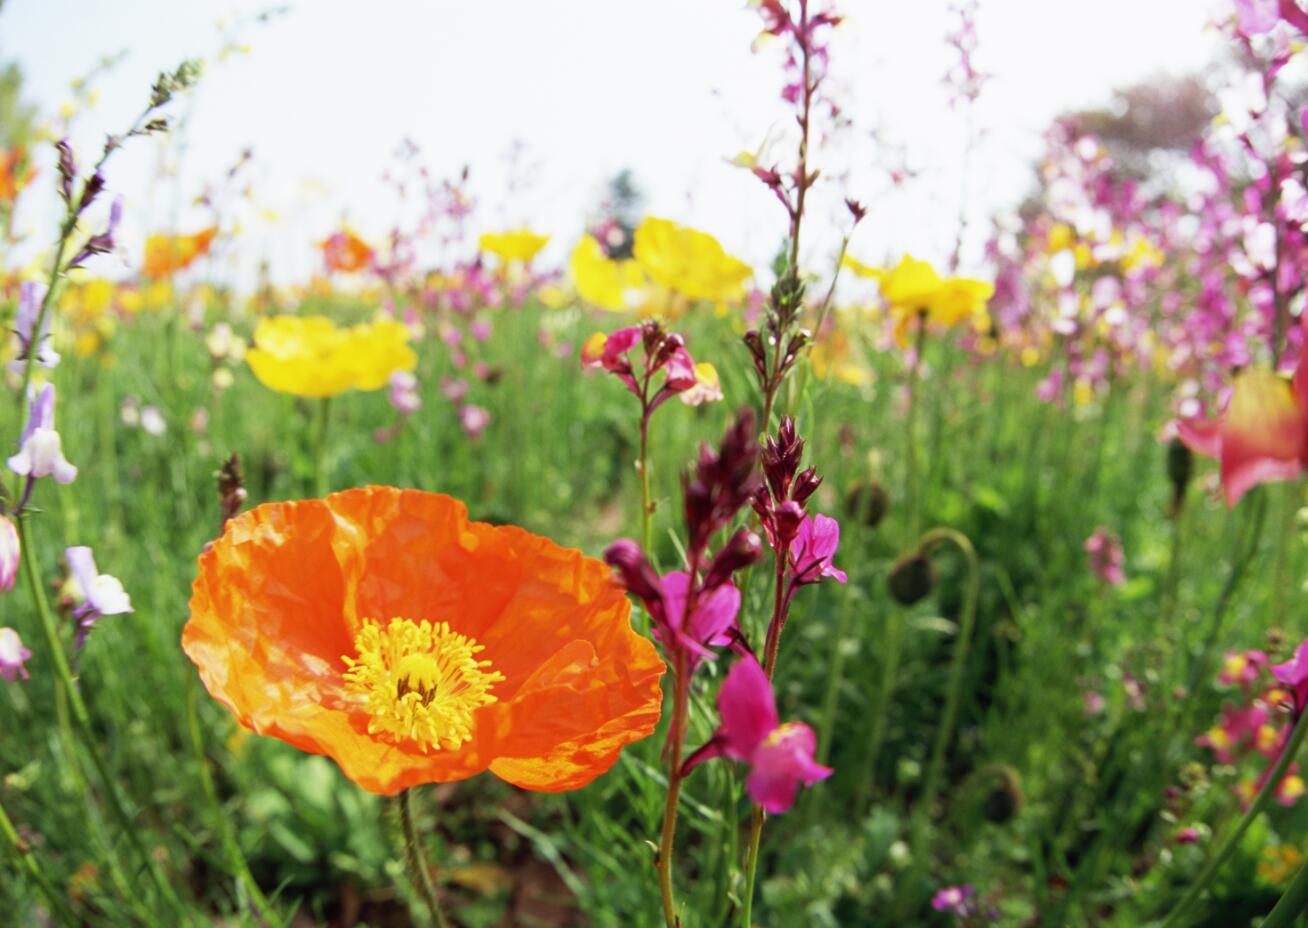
[184,486,665,795]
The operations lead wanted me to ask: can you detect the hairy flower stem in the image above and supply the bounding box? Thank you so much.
[313,396,333,497]
[910,528,980,857]
[1262,853,1308,928]
[1160,707,1308,928]
[18,515,187,919]
[787,0,813,277]
[658,655,690,928]
[186,676,273,923]
[639,413,654,555]
[399,789,451,928]
[0,795,78,926]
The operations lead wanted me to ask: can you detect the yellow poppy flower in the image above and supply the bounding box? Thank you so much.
[632,217,751,303]
[246,315,416,398]
[569,235,644,312]
[479,228,549,263]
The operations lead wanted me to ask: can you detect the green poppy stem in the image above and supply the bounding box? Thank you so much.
[313,396,333,497]
[399,788,451,928]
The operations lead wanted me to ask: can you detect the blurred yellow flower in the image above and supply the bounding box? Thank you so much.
[246,315,416,398]
[632,217,751,303]
[570,235,644,312]
[1260,845,1305,884]
[847,253,993,332]
[679,362,724,406]
[479,228,549,263]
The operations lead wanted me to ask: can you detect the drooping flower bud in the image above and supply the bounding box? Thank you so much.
[603,539,666,626]
[845,481,889,528]
[888,550,935,605]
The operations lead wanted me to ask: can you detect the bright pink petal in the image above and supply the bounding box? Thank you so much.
[717,655,778,761]
[744,722,833,813]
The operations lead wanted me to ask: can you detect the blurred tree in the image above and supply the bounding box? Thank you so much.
[590,168,645,259]
[1061,73,1215,181]
[0,61,37,150]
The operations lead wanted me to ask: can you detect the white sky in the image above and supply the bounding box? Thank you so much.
[0,0,1224,286]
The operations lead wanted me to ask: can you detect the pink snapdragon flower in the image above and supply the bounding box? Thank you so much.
[1273,638,1308,714]
[0,627,31,682]
[931,884,976,917]
[789,513,848,585]
[459,404,491,440]
[1084,527,1125,586]
[686,655,832,812]
[0,516,17,593]
[653,571,741,664]
[581,322,698,410]
[1219,649,1268,687]
[8,383,77,485]
[66,546,132,650]
[388,370,422,415]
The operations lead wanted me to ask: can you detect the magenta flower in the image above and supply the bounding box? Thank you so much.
[1218,649,1268,687]
[931,884,975,916]
[0,627,31,682]
[0,516,17,593]
[1174,827,1201,845]
[8,384,77,485]
[789,514,847,585]
[689,655,832,813]
[654,571,741,664]
[581,322,699,411]
[1273,637,1308,714]
[1084,527,1125,586]
[66,546,132,650]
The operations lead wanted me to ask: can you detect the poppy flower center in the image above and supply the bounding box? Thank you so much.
[342,618,505,753]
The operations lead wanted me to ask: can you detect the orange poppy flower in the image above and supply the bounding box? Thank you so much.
[0,145,35,203]
[321,229,374,273]
[183,486,665,795]
[143,228,218,280]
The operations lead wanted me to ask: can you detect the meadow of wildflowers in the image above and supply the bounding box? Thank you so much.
[6,1,1308,926]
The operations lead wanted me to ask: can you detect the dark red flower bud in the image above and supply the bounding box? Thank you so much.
[704,529,764,590]
[774,500,806,548]
[604,539,666,625]
[792,466,822,505]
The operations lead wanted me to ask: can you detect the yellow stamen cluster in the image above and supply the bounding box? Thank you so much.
[342,618,504,752]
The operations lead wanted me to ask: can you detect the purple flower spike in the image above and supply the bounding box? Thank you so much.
[12,281,59,371]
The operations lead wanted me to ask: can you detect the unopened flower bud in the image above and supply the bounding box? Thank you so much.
[603,539,665,622]
[1167,438,1193,514]
[792,466,822,505]
[775,500,806,547]
[888,550,935,606]
[845,481,889,528]
[704,529,764,589]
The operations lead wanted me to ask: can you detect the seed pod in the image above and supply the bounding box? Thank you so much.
[888,550,935,605]
[845,481,889,529]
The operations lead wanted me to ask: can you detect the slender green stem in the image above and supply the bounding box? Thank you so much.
[904,316,928,541]
[18,515,187,919]
[741,804,764,928]
[658,657,690,928]
[741,549,791,926]
[312,396,332,497]
[399,789,451,928]
[186,677,273,923]
[0,794,79,926]
[1159,707,1308,927]
[1261,854,1308,928]
[912,527,980,854]
[639,414,653,555]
